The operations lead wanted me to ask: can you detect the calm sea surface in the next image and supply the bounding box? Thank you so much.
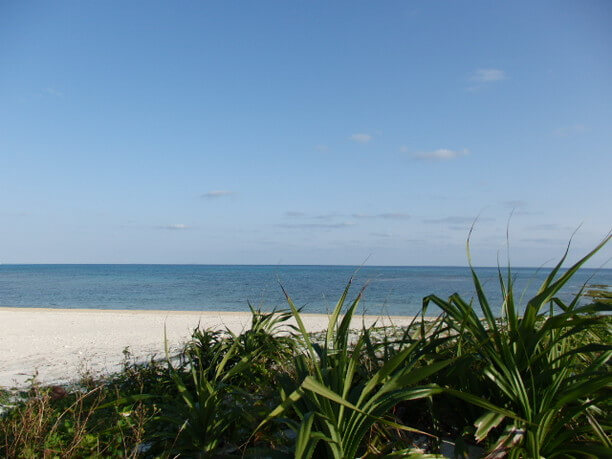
[0,265,610,316]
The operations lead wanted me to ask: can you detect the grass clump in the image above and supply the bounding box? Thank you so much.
[425,235,612,457]
[256,282,451,458]
[0,381,154,457]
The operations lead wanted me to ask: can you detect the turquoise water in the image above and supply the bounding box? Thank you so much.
[0,265,610,316]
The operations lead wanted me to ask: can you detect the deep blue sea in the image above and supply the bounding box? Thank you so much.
[0,265,610,316]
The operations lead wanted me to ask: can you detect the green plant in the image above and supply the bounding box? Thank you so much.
[424,234,612,457]
[0,382,149,458]
[257,280,452,458]
[225,304,298,387]
[583,284,612,306]
[153,328,257,456]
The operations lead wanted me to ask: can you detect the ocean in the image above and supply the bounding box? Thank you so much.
[0,265,610,316]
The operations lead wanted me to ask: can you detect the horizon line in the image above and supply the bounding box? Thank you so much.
[0,263,609,270]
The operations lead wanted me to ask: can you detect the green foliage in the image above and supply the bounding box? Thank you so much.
[149,327,253,455]
[223,304,299,388]
[0,382,153,458]
[424,234,612,457]
[143,307,297,455]
[258,280,451,458]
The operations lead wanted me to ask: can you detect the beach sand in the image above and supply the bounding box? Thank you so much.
[0,307,418,388]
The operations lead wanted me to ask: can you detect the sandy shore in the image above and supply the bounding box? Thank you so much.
[0,307,419,388]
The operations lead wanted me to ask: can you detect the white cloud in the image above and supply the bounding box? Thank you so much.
[502,200,527,209]
[379,212,410,219]
[201,190,236,198]
[43,87,64,97]
[526,223,571,231]
[423,216,492,224]
[282,211,410,221]
[283,211,342,220]
[278,222,355,229]
[159,224,190,230]
[370,232,394,238]
[424,216,475,224]
[470,68,506,82]
[313,212,343,220]
[349,133,372,143]
[413,148,469,161]
[315,144,330,152]
[521,237,567,245]
[352,212,410,220]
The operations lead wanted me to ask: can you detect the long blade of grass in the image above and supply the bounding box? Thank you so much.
[280,284,322,380]
[294,412,318,459]
[475,411,506,442]
[443,388,526,423]
[302,376,440,437]
[522,234,610,332]
[325,277,353,350]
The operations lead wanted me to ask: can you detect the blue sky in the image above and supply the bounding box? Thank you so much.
[1,1,611,266]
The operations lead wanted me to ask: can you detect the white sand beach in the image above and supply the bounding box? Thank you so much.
[0,307,418,388]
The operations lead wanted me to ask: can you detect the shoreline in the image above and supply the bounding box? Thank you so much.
[0,306,421,320]
[0,307,424,388]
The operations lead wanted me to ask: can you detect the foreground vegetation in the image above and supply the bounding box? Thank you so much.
[1,238,610,458]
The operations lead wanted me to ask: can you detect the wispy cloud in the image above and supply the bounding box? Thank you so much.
[424,216,487,224]
[315,144,330,152]
[501,201,542,216]
[157,224,190,230]
[282,212,343,221]
[349,133,372,144]
[526,223,571,231]
[514,210,542,216]
[201,190,236,198]
[379,212,410,220]
[313,212,343,220]
[412,148,469,161]
[521,237,567,245]
[448,225,472,231]
[502,200,527,209]
[470,68,506,82]
[277,222,355,229]
[352,212,410,220]
[289,211,410,221]
[43,87,64,97]
[554,124,586,137]
[370,232,394,238]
